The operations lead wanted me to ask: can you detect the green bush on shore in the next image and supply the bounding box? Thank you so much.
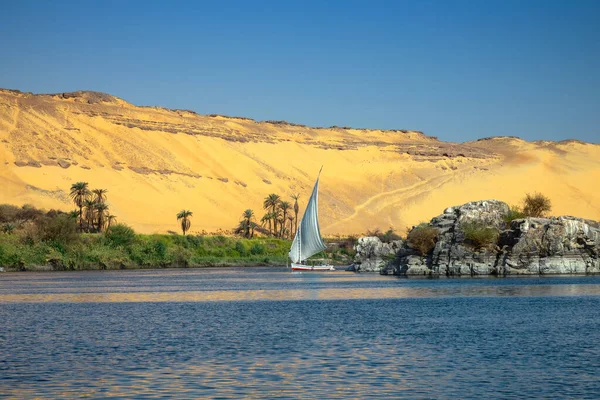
[406,224,439,256]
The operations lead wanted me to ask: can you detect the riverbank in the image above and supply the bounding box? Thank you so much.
[0,232,355,272]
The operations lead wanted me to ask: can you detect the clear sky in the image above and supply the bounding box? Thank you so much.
[1,0,599,143]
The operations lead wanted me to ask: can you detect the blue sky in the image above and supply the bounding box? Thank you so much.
[1,0,598,143]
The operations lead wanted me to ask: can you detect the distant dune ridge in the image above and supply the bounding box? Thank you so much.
[0,88,599,235]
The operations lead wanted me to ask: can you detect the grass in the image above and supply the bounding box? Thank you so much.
[461,222,500,249]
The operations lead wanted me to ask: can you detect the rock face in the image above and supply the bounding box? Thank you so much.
[429,200,509,276]
[353,236,404,272]
[498,217,600,274]
[361,200,600,275]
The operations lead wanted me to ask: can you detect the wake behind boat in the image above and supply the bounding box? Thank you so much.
[288,167,335,271]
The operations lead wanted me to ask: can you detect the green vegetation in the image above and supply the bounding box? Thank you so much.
[504,192,552,226]
[176,210,193,235]
[406,224,439,255]
[0,180,360,271]
[522,192,552,218]
[503,205,527,225]
[461,222,499,249]
[0,202,355,271]
[235,192,302,240]
[366,227,403,243]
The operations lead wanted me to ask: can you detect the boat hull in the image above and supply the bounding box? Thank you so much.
[291,263,335,271]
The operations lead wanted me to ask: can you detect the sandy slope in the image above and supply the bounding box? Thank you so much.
[0,89,598,235]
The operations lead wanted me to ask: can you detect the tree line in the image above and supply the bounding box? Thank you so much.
[234,193,301,239]
[69,182,116,233]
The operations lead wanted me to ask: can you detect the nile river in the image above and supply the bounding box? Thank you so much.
[1,268,600,398]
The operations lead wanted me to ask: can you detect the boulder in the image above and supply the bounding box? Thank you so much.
[353,236,403,272]
[430,200,508,276]
[498,216,600,274]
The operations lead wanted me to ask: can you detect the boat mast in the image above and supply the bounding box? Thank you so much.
[298,222,302,264]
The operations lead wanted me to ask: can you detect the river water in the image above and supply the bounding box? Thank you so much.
[1,268,600,398]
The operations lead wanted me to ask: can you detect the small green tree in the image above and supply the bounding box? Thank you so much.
[177,210,193,235]
[407,224,439,256]
[104,224,136,247]
[69,182,90,231]
[522,192,552,218]
[263,194,280,236]
[278,201,291,238]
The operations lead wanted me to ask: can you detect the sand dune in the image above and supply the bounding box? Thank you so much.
[0,89,598,235]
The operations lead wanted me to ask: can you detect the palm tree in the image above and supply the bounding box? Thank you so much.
[177,210,193,235]
[263,194,280,237]
[287,215,295,239]
[241,209,255,238]
[83,199,97,232]
[106,214,117,230]
[291,193,300,235]
[95,203,109,232]
[279,201,291,238]
[69,182,90,230]
[260,212,272,235]
[68,210,80,219]
[92,188,108,204]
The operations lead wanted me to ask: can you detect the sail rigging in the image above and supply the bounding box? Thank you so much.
[288,168,327,263]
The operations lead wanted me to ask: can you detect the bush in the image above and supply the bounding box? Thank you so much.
[380,228,402,243]
[406,224,439,255]
[461,222,499,249]
[0,204,20,223]
[235,241,248,256]
[1,223,15,234]
[104,224,136,247]
[366,228,402,243]
[250,243,265,255]
[503,206,526,225]
[128,237,171,266]
[340,235,358,251]
[37,214,79,245]
[522,192,551,218]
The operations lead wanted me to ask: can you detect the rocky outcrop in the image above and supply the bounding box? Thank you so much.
[498,217,600,274]
[353,236,404,272]
[428,200,508,276]
[365,200,600,276]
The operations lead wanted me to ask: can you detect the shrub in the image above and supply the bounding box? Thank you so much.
[406,224,439,256]
[380,228,402,243]
[1,223,15,234]
[366,228,402,243]
[503,206,526,225]
[461,222,499,249]
[37,214,79,245]
[104,224,136,247]
[0,204,20,223]
[128,237,171,266]
[235,241,248,256]
[250,243,265,255]
[17,204,45,221]
[340,235,358,251]
[522,192,551,218]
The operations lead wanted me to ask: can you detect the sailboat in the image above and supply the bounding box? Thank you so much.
[288,167,335,271]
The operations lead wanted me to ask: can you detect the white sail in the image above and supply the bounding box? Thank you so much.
[289,169,327,263]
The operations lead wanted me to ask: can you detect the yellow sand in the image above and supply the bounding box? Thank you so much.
[0,89,599,235]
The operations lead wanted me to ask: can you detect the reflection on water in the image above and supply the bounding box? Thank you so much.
[2,268,600,398]
[2,284,600,303]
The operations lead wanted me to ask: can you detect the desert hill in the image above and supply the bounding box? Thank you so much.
[1,88,599,235]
